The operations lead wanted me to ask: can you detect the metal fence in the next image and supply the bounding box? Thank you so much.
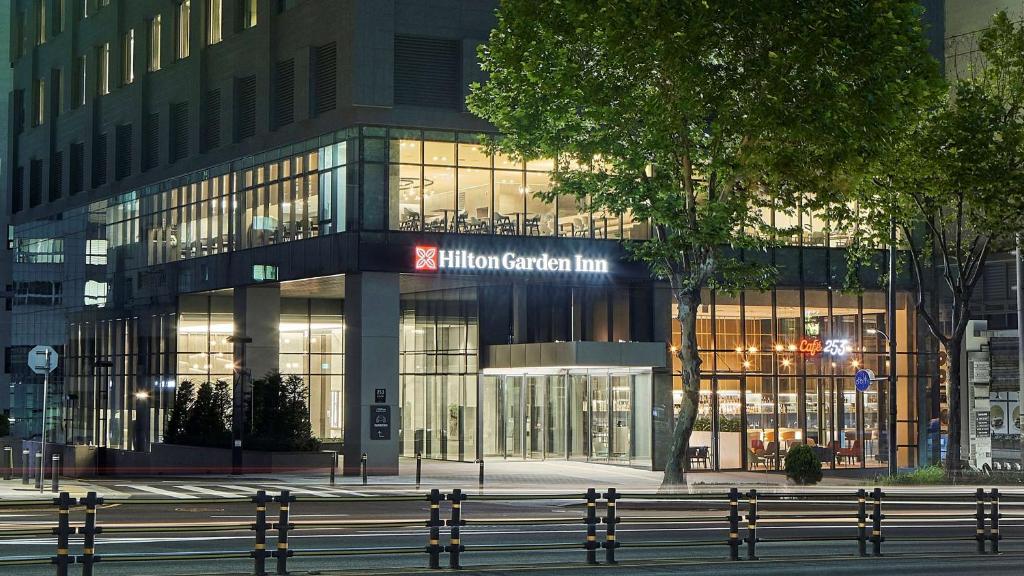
[0,486,1020,575]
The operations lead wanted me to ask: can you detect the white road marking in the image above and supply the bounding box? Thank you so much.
[116,484,197,499]
[175,485,249,498]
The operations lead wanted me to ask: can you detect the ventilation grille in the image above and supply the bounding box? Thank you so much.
[70,143,84,195]
[50,151,64,201]
[236,76,257,141]
[202,89,221,152]
[275,58,295,128]
[29,159,43,207]
[312,42,337,115]
[170,102,190,162]
[92,133,108,187]
[115,124,133,180]
[394,36,461,109]
[143,113,160,171]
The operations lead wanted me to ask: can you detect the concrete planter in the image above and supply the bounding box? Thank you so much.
[95,443,334,476]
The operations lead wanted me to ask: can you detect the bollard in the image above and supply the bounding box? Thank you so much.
[426,489,443,569]
[477,459,485,491]
[251,490,272,576]
[416,452,422,490]
[329,452,337,486]
[856,489,867,557]
[728,487,741,560]
[22,449,29,484]
[584,488,599,565]
[3,446,11,480]
[361,453,368,486]
[870,487,884,557]
[745,489,759,560]
[602,488,619,564]
[77,491,104,576]
[273,490,295,575]
[446,489,466,569]
[52,492,74,576]
[35,451,43,490]
[990,488,1001,554]
[51,454,61,493]
[976,488,987,554]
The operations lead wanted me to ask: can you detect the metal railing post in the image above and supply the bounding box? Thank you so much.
[745,488,759,560]
[857,489,867,557]
[2,446,11,480]
[361,453,367,486]
[990,488,1001,554]
[77,491,103,576]
[252,490,272,576]
[728,487,741,560]
[35,451,43,490]
[416,452,422,490]
[51,454,61,493]
[426,488,443,569]
[329,451,337,486]
[602,488,619,564]
[52,491,74,576]
[477,459,484,492]
[976,488,987,554]
[584,488,599,565]
[446,485,466,565]
[21,449,29,484]
[273,490,295,575]
[446,488,466,569]
[870,487,884,557]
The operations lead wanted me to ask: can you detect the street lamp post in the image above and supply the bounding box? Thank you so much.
[226,335,253,476]
[133,391,149,452]
[868,327,898,476]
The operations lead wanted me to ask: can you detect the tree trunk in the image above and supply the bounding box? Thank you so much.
[662,289,702,488]
[945,337,963,476]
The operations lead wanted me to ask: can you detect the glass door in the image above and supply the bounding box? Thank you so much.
[526,376,545,459]
[610,374,631,463]
[590,374,610,461]
[503,376,523,458]
[716,378,744,469]
[568,374,590,460]
[546,374,567,458]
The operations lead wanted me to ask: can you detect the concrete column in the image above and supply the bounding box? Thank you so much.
[651,282,674,471]
[512,284,528,344]
[344,273,400,475]
[233,285,281,382]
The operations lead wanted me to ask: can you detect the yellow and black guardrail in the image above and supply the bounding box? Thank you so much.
[0,486,1019,574]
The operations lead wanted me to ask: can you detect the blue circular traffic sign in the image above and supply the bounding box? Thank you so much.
[855,369,875,392]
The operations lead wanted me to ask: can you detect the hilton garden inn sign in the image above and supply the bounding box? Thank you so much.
[415,246,609,274]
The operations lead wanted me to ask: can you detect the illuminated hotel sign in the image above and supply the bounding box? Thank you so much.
[798,338,852,357]
[414,246,609,274]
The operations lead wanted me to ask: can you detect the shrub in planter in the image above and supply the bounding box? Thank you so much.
[785,444,823,485]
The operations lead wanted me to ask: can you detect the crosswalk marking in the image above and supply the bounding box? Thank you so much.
[117,484,198,499]
[176,485,248,498]
[215,484,260,494]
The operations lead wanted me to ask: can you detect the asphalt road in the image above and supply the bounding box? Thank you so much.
[1,489,1022,575]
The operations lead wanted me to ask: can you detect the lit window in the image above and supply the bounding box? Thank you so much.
[81,0,89,19]
[122,29,135,85]
[149,15,162,72]
[75,55,87,107]
[206,0,223,45]
[54,0,65,35]
[97,43,110,95]
[36,0,46,45]
[35,78,46,125]
[177,1,191,59]
[86,239,108,265]
[243,0,257,29]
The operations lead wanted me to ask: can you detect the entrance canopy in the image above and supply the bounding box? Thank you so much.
[483,341,667,373]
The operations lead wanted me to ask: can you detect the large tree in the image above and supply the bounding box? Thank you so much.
[845,12,1024,475]
[469,0,938,484]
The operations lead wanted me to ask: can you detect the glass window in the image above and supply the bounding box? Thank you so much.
[149,16,162,72]
[424,139,455,166]
[494,170,523,235]
[457,142,489,168]
[525,171,554,236]
[243,0,258,29]
[35,78,45,126]
[458,167,491,233]
[423,165,456,232]
[206,0,223,45]
[97,43,110,95]
[36,0,46,45]
[122,29,135,85]
[557,194,587,237]
[177,1,191,59]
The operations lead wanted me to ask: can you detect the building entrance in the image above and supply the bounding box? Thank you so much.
[482,368,652,466]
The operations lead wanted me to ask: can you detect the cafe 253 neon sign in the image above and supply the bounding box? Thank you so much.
[799,338,853,357]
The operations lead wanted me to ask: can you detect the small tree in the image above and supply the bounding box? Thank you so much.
[247,372,320,452]
[848,13,1024,474]
[181,381,231,448]
[785,444,823,485]
[468,0,938,486]
[163,380,194,444]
